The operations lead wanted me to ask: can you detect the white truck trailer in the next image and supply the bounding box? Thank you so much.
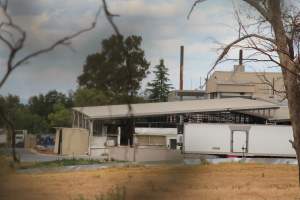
[183,123,295,157]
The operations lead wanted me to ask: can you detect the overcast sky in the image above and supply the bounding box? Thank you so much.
[0,0,270,102]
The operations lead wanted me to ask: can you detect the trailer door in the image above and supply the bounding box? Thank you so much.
[232,131,248,153]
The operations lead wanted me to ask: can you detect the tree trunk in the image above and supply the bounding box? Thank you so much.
[284,71,300,184]
[0,108,19,162]
[10,129,18,162]
[124,118,135,146]
[120,117,135,146]
[267,0,300,184]
[239,0,300,183]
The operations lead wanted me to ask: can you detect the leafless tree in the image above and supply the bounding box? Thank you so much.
[190,0,300,183]
[0,0,101,161]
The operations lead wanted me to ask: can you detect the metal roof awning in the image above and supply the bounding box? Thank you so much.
[269,106,290,122]
[73,98,280,120]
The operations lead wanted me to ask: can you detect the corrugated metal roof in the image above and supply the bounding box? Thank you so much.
[73,98,279,119]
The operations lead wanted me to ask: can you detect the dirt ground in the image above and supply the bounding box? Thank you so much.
[1,158,300,200]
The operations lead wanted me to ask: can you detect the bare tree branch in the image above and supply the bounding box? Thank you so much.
[205,34,276,80]
[255,71,287,98]
[103,0,121,36]
[243,0,271,21]
[187,0,206,20]
[189,0,300,90]
[13,20,99,70]
[0,2,101,89]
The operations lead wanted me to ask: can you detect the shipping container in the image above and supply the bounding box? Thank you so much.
[183,123,295,157]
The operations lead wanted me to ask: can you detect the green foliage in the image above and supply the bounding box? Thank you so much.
[48,103,72,127]
[110,94,145,105]
[0,94,20,130]
[0,94,20,116]
[28,90,73,119]
[74,88,146,107]
[14,107,49,134]
[28,94,47,118]
[146,59,173,102]
[78,35,150,104]
[25,90,73,132]
[0,95,48,134]
[74,88,109,107]
[0,90,74,134]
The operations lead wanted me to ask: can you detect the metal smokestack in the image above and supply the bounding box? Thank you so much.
[180,45,184,91]
[239,49,243,65]
[234,49,245,72]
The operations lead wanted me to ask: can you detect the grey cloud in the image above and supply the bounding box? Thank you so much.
[0,0,240,100]
[7,0,45,16]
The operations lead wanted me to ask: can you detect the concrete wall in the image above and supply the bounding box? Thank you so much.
[89,136,108,157]
[54,128,89,155]
[0,134,7,144]
[90,148,109,157]
[109,146,134,161]
[24,134,36,149]
[90,136,106,148]
[54,131,59,153]
[108,146,183,162]
[216,84,255,93]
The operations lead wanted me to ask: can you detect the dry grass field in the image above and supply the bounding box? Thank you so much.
[1,156,300,200]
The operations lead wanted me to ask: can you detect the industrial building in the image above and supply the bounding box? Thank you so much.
[58,49,291,160]
[69,97,289,157]
[206,65,285,102]
[168,50,285,104]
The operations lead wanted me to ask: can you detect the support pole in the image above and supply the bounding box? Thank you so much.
[88,120,93,155]
[77,112,80,128]
[82,113,84,129]
[117,126,121,146]
[72,111,75,128]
